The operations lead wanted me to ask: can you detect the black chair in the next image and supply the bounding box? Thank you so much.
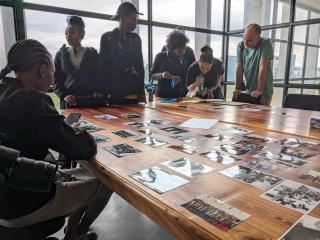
[0,217,65,240]
[283,94,320,111]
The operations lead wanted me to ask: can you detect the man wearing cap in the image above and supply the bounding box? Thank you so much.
[98,2,145,104]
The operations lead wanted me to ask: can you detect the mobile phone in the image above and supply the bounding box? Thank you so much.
[65,112,81,125]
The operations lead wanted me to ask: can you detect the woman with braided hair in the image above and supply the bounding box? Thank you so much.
[0,39,112,240]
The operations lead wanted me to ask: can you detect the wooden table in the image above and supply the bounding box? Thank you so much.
[65,102,320,240]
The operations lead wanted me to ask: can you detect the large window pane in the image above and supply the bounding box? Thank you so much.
[271,87,284,107]
[227,36,242,82]
[230,0,290,31]
[137,24,149,82]
[0,6,15,71]
[288,88,320,95]
[295,1,320,21]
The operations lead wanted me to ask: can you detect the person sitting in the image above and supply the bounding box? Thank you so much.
[0,39,112,240]
[53,16,102,109]
[186,45,224,99]
[150,30,189,99]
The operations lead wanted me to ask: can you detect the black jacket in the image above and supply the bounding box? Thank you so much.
[0,77,97,219]
[98,28,145,101]
[150,51,187,98]
[53,46,100,100]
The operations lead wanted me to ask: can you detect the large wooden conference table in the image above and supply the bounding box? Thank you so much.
[66,100,320,240]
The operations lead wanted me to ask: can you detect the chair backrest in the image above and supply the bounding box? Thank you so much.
[284,94,320,111]
[0,217,65,240]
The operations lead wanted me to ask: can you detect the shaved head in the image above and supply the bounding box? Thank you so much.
[243,23,261,48]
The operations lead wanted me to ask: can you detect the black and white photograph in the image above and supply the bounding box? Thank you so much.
[242,134,273,143]
[181,195,250,232]
[279,215,320,240]
[299,170,320,183]
[161,127,189,135]
[170,134,198,143]
[77,120,104,133]
[261,180,320,213]
[126,121,149,128]
[121,113,142,119]
[200,150,241,164]
[233,140,264,152]
[112,130,139,138]
[144,119,169,126]
[203,133,233,142]
[220,165,283,190]
[280,146,317,160]
[276,138,318,149]
[104,144,141,157]
[92,134,111,144]
[135,137,167,148]
[243,158,278,173]
[130,167,190,194]
[94,114,118,120]
[161,158,214,178]
[221,126,254,135]
[214,144,249,156]
[168,144,199,155]
[253,151,308,168]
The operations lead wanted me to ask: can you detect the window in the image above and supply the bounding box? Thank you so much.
[271,87,284,107]
[230,0,290,31]
[0,6,15,71]
[227,36,242,82]
[295,1,320,21]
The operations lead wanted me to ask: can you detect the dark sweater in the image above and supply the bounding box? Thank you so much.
[0,77,97,219]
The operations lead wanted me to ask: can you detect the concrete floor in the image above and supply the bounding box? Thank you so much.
[53,193,175,240]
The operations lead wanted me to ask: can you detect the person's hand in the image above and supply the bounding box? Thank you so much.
[233,90,242,98]
[161,71,173,80]
[64,95,77,105]
[195,76,204,86]
[251,90,262,98]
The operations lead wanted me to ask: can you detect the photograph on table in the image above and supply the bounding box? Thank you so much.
[279,215,320,240]
[200,150,241,165]
[242,134,274,143]
[233,140,264,152]
[121,113,142,119]
[170,134,198,144]
[253,151,308,168]
[138,129,153,135]
[144,119,169,126]
[112,130,139,138]
[299,170,320,184]
[203,133,233,142]
[161,127,189,135]
[243,158,278,173]
[261,180,320,213]
[94,114,118,120]
[181,195,250,232]
[104,143,141,157]
[169,144,199,155]
[220,165,283,190]
[92,134,111,144]
[161,158,214,178]
[221,126,254,135]
[130,167,190,194]
[135,137,167,148]
[276,138,318,149]
[126,121,149,128]
[214,144,249,156]
[77,120,104,133]
[280,146,317,160]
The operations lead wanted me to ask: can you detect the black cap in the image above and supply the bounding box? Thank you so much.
[111,2,143,20]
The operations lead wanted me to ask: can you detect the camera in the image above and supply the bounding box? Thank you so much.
[0,145,57,192]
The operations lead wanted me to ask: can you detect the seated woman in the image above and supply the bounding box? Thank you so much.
[0,39,112,240]
[186,45,225,99]
[150,30,189,99]
[53,15,102,109]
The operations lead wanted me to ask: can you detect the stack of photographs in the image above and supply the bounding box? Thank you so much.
[261,180,320,213]
[161,158,214,178]
[200,150,241,165]
[181,195,250,232]
[299,170,320,183]
[121,113,142,119]
[135,137,167,148]
[77,120,104,133]
[203,133,233,142]
[220,165,283,190]
[279,215,320,240]
[112,130,139,138]
[161,127,189,135]
[130,167,190,193]
[169,145,199,155]
[92,134,111,144]
[94,114,118,120]
[252,151,308,168]
[104,144,141,157]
